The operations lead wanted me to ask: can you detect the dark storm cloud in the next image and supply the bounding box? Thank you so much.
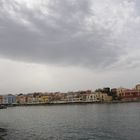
[0,0,140,69]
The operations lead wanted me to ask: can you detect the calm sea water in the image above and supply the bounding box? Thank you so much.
[0,103,140,140]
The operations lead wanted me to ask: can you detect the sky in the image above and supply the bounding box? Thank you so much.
[0,0,140,94]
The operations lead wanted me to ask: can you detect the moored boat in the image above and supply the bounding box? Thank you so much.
[0,105,7,109]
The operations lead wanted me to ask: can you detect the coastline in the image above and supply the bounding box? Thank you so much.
[3,100,140,107]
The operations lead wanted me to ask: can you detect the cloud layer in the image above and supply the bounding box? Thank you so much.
[0,0,140,70]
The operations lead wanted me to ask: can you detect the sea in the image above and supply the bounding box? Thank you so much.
[0,102,140,140]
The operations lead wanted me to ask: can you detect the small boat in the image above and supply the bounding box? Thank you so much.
[0,105,7,109]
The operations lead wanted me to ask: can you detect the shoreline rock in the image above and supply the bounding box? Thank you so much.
[0,128,6,133]
[0,128,7,139]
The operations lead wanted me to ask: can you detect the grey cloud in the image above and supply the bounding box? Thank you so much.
[0,0,139,69]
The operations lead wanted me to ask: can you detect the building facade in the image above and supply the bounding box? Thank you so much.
[2,94,16,104]
[0,95,3,104]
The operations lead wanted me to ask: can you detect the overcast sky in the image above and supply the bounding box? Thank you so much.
[0,0,140,94]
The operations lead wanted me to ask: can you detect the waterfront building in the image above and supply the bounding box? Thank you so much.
[32,92,46,104]
[73,90,92,102]
[85,92,112,102]
[66,92,75,102]
[136,84,140,91]
[2,94,16,104]
[116,87,127,99]
[40,95,49,103]
[0,95,3,104]
[110,88,118,100]
[118,89,140,101]
[26,93,41,104]
[65,92,82,102]
[26,94,35,104]
[100,92,112,102]
[16,94,27,104]
[116,85,140,101]
[59,93,68,102]
[85,92,100,102]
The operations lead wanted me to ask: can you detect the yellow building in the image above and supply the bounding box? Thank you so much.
[99,92,112,102]
[136,84,140,91]
[39,95,49,103]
